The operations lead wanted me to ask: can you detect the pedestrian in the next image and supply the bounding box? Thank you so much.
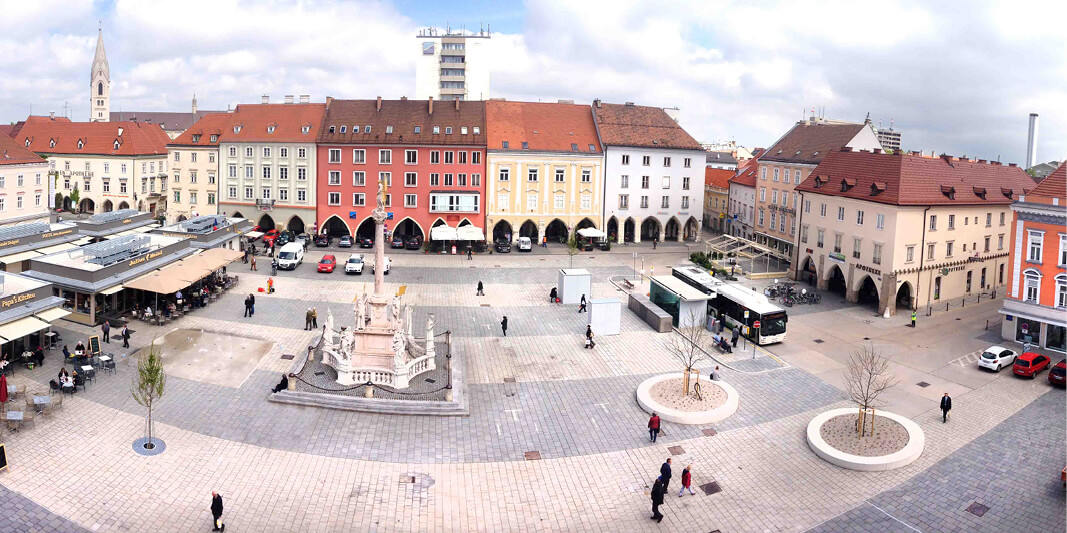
[585,325,596,349]
[911,310,917,328]
[650,476,665,522]
[467,246,473,260]
[476,281,484,296]
[305,308,313,330]
[653,237,658,250]
[541,236,547,248]
[311,307,318,328]
[271,258,278,276]
[549,287,557,303]
[648,412,661,442]
[940,392,952,423]
[250,255,257,271]
[271,373,289,393]
[267,277,274,294]
[101,320,110,344]
[731,327,739,347]
[678,465,696,497]
[578,294,587,313]
[210,491,225,531]
[244,296,252,318]
[660,458,672,491]
[121,324,130,349]
[500,315,508,337]
[710,365,721,381]
[242,248,249,264]
[249,293,256,316]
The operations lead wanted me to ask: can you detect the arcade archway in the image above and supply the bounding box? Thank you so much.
[519,220,539,242]
[606,217,618,242]
[355,217,376,240]
[827,265,846,297]
[641,218,661,241]
[322,215,351,237]
[684,217,700,241]
[492,220,513,242]
[896,281,913,310]
[287,216,306,235]
[624,217,635,242]
[393,217,424,241]
[664,217,681,241]
[257,214,276,231]
[545,219,568,243]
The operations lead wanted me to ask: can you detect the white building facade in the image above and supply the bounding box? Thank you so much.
[415,28,491,101]
[601,145,705,242]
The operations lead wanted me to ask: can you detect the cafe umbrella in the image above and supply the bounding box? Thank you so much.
[0,373,8,412]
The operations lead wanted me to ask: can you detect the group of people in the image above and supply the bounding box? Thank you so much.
[303,308,318,330]
[51,367,81,394]
[649,458,697,522]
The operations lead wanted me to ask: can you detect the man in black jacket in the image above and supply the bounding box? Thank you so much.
[660,458,672,491]
[210,492,224,531]
[940,393,952,423]
[650,477,665,522]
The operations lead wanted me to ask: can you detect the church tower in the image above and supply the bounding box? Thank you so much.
[90,28,110,122]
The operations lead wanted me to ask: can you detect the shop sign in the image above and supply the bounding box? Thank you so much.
[42,229,74,239]
[1,290,39,308]
[127,250,164,267]
[855,263,881,276]
[828,252,846,263]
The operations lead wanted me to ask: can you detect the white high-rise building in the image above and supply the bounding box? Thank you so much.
[415,27,491,101]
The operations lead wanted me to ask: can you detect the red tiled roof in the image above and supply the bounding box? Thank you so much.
[0,124,15,137]
[0,129,46,165]
[15,116,170,156]
[318,99,485,146]
[761,121,868,165]
[730,158,759,187]
[795,149,1035,206]
[486,101,600,153]
[705,167,733,190]
[225,103,326,143]
[1027,162,1065,200]
[591,102,702,150]
[169,113,235,147]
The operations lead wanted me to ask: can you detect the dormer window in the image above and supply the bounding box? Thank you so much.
[776,149,783,154]
[941,185,956,200]
[267,125,276,134]
[589,144,596,151]
[211,134,218,142]
[973,186,987,199]
[364,126,371,133]
[840,178,855,192]
[445,127,453,135]
[50,139,57,148]
[433,126,440,134]
[813,151,820,156]
[233,125,242,133]
[301,125,310,134]
[521,142,529,150]
[502,141,509,149]
[386,126,393,134]
[414,126,421,134]
[339,126,346,134]
[1001,187,1013,199]
[571,143,578,151]
[870,182,886,196]
[192,134,202,143]
[473,127,480,135]
[812,175,826,188]
[114,140,120,150]
[461,127,468,135]
[77,140,84,149]
[795,150,801,156]
[24,139,30,147]
[328,125,336,133]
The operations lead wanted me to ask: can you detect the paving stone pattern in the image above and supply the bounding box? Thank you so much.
[0,483,88,533]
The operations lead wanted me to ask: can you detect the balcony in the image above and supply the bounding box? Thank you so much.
[440,48,465,57]
[440,87,466,96]
[440,60,466,68]
[440,75,466,83]
[255,198,276,210]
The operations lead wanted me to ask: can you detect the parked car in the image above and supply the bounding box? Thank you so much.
[517,236,532,252]
[495,239,512,253]
[262,229,281,246]
[315,234,331,247]
[372,256,391,275]
[338,235,354,248]
[978,346,1017,372]
[391,235,406,248]
[359,237,373,248]
[317,254,337,273]
[251,225,262,233]
[579,239,594,251]
[1049,359,1066,387]
[295,233,310,250]
[276,231,292,247]
[596,238,611,251]
[344,254,364,275]
[1013,352,1051,378]
[405,236,423,250]
[276,242,304,270]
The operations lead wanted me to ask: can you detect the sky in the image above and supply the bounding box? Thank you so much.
[1,0,1064,166]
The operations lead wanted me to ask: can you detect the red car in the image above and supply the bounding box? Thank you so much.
[1013,352,1051,378]
[1049,359,1066,387]
[317,254,337,273]
[262,229,281,246]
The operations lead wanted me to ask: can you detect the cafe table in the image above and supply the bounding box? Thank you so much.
[32,395,51,414]
[5,410,23,431]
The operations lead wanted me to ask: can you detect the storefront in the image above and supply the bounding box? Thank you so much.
[20,233,196,326]
[0,272,69,362]
[151,215,251,250]
[0,221,85,273]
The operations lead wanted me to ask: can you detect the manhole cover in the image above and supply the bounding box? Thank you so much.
[699,482,721,495]
[966,502,989,517]
[813,339,825,344]
[668,445,685,455]
[504,377,516,383]
[524,451,541,461]
[425,378,436,383]
[314,371,326,376]
[956,317,962,321]
[702,428,717,437]
[480,304,491,307]
[280,354,295,360]
[399,475,415,484]
[863,337,871,340]
[917,381,931,388]
[494,265,501,267]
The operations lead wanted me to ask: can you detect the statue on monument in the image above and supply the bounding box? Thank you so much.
[355,295,367,330]
[391,295,401,323]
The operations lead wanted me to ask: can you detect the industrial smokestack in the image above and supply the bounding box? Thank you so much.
[1026,113,1038,169]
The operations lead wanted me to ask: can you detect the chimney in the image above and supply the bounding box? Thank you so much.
[625,102,634,106]
[428,96,434,115]
[841,147,853,152]
[873,148,882,154]
[400,96,407,101]
[299,94,310,104]
[455,98,460,111]
[1008,163,1017,167]
[192,94,198,113]
[261,95,269,104]
[49,111,55,119]
[325,96,333,108]
[594,99,602,109]
[978,159,987,164]
[1026,113,1038,169]
[376,96,382,112]
[285,95,294,104]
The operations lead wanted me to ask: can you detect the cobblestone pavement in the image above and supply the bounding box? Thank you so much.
[0,251,1063,532]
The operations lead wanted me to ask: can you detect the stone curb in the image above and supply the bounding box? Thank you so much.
[806,407,925,472]
[635,372,739,424]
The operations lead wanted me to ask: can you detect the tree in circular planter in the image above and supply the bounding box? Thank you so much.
[844,345,898,438]
[131,341,167,451]
[667,309,714,396]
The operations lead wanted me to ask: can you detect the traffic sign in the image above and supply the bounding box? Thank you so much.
[744,310,750,319]
[753,320,761,329]
[1021,323,1029,334]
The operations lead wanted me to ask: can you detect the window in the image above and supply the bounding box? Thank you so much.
[405,172,417,187]
[245,166,254,178]
[1060,234,1067,265]
[837,206,845,221]
[229,147,237,157]
[640,196,649,208]
[208,192,216,205]
[800,225,809,243]
[244,187,254,199]
[528,168,538,182]
[1024,270,1041,302]
[499,168,509,182]
[472,174,480,186]
[1055,274,1067,308]
[555,168,565,182]
[119,181,127,193]
[278,167,287,180]
[405,194,417,207]
[173,171,181,184]
[771,190,778,204]
[379,150,392,164]
[554,195,565,210]
[619,195,629,209]
[524,142,531,150]
[770,212,776,229]
[782,192,789,206]
[444,152,454,164]
[760,167,767,180]
[102,181,110,193]
[820,203,826,217]
[773,168,779,181]
[458,173,467,186]
[458,151,467,164]
[405,150,417,164]
[784,169,790,183]
[278,189,288,201]
[444,173,453,186]
[379,172,392,187]
[364,126,371,133]
[328,171,341,186]
[663,157,671,167]
[621,175,629,188]
[684,157,691,168]
[946,241,954,256]
[817,229,825,248]
[297,190,307,202]
[948,214,955,229]
[998,234,1004,250]
[682,177,690,190]
[926,242,936,260]
[833,233,843,253]
[582,195,592,210]
[245,147,253,157]
[472,152,481,165]
[622,154,630,165]
[353,193,365,206]
[350,171,365,186]
[999,212,1005,226]
[298,148,307,159]
[262,166,271,179]
[876,213,885,230]
[582,169,591,183]
[856,210,864,225]
[661,196,669,209]
[873,243,882,265]
[985,213,992,227]
[328,192,341,206]
[261,188,271,199]
[1028,230,1044,262]
[642,155,651,166]
[445,127,452,135]
[758,209,765,226]
[189,192,198,204]
[430,173,440,186]
[298,168,307,180]
[16,195,23,209]
[430,151,440,164]
[279,147,287,158]
[173,152,180,162]
[498,194,509,210]
[189,171,197,184]
[681,197,689,209]
[642,176,650,189]
[262,147,271,158]
[527,196,537,211]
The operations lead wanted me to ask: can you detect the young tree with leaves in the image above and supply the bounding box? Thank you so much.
[70,184,80,211]
[131,342,167,449]
[843,345,897,438]
[566,234,579,268]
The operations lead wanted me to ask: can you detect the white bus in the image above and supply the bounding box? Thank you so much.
[672,265,788,345]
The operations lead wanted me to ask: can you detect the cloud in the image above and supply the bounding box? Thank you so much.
[0,0,1062,165]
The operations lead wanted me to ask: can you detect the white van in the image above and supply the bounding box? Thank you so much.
[517,236,533,252]
[276,242,304,270]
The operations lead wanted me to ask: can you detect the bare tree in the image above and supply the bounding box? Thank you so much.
[131,341,167,450]
[843,345,898,438]
[667,309,713,396]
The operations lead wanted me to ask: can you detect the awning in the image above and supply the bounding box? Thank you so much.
[0,250,41,263]
[456,225,485,241]
[123,272,191,294]
[99,284,125,295]
[180,247,242,272]
[34,307,71,322]
[577,228,607,238]
[430,225,458,241]
[246,231,264,239]
[0,316,51,343]
[35,242,79,255]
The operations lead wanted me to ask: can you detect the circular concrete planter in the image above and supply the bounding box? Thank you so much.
[806,408,925,471]
[636,373,739,425]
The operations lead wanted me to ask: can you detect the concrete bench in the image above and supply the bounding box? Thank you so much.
[627,293,672,333]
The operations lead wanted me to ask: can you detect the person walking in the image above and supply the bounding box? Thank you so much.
[267,277,275,294]
[210,491,225,531]
[500,316,508,337]
[660,458,673,491]
[476,281,484,296]
[650,477,665,522]
[467,246,473,260]
[305,308,313,330]
[244,296,253,318]
[271,258,278,276]
[648,412,661,442]
[678,465,696,496]
[731,327,739,348]
[653,237,658,250]
[541,236,547,248]
[311,307,318,329]
[250,255,257,271]
[549,287,558,303]
[249,294,256,317]
[940,393,952,423]
[578,294,587,313]
[585,325,596,349]
[121,324,130,349]
[101,320,110,344]
[911,310,917,328]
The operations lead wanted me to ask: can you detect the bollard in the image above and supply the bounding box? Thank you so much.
[287,374,296,391]
[364,384,374,398]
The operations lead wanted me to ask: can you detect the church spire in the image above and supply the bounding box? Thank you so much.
[90,27,111,122]
[91,28,109,83]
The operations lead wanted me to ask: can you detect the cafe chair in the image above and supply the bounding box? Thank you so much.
[52,392,63,410]
[22,409,35,428]
[50,381,61,394]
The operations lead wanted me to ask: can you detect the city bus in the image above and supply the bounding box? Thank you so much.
[672,265,788,345]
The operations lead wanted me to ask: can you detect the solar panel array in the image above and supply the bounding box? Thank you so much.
[83,234,151,266]
[0,221,52,241]
[87,209,140,224]
[180,215,228,234]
